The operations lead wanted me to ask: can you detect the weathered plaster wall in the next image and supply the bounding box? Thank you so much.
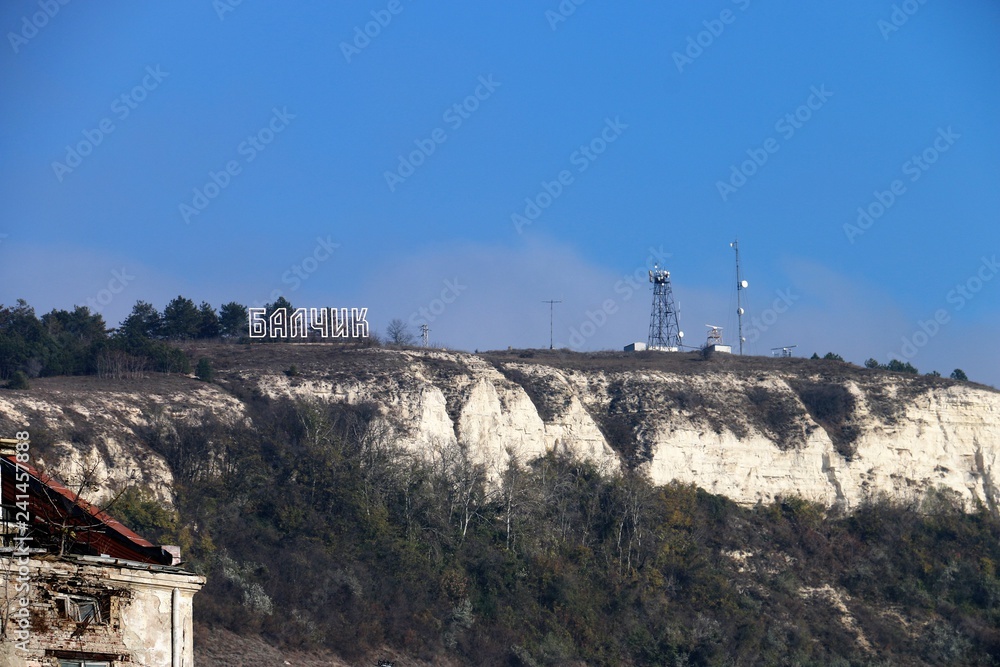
[0,556,203,667]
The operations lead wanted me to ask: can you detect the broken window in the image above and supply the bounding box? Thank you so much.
[58,594,102,624]
[0,503,18,546]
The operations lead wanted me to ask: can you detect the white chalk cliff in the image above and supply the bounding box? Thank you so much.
[1,347,996,511]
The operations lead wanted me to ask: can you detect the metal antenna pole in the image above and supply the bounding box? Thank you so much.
[420,324,429,347]
[731,239,747,355]
[542,300,561,349]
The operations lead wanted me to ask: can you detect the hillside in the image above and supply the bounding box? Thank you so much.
[0,344,1000,507]
[2,343,999,665]
[8,342,989,510]
[211,344,1000,512]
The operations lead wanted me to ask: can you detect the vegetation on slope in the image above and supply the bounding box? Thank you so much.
[0,299,189,379]
[3,297,997,664]
[103,388,1000,666]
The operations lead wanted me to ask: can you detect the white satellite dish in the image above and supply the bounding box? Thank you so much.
[678,331,684,338]
[737,307,744,315]
[740,280,749,289]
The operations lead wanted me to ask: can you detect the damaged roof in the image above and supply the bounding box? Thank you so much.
[1,451,178,566]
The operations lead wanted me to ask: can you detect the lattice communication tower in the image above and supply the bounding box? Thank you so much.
[647,264,683,350]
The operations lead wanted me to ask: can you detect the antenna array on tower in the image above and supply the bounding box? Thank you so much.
[647,264,684,351]
[542,300,561,350]
[731,239,748,355]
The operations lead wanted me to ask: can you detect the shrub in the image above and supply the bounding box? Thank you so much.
[5,370,29,389]
[196,358,214,382]
[109,486,177,541]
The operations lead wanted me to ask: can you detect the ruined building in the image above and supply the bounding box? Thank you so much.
[0,438,204,667]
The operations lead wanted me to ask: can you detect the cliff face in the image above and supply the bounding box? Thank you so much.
[0,375,247,505]
[1,346,997,512]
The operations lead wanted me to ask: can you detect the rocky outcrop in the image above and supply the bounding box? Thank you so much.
[0,376,247,505]
[1,347,997,511]
[225,348,1000,510]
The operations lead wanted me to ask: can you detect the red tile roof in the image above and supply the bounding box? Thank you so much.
[2,455,173,565]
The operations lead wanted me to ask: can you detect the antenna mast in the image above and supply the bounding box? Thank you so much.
[647,264,684,350]
[420,324,430,347]
[705,324,724,348]
[542,300,561,350]
[731,239,748,355]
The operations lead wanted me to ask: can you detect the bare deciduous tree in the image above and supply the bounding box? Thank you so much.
[495,449,540,553]
[385,318,414,346]
[32,461,139,557]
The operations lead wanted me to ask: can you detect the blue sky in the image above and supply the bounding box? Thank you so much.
[1,1,998,385]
